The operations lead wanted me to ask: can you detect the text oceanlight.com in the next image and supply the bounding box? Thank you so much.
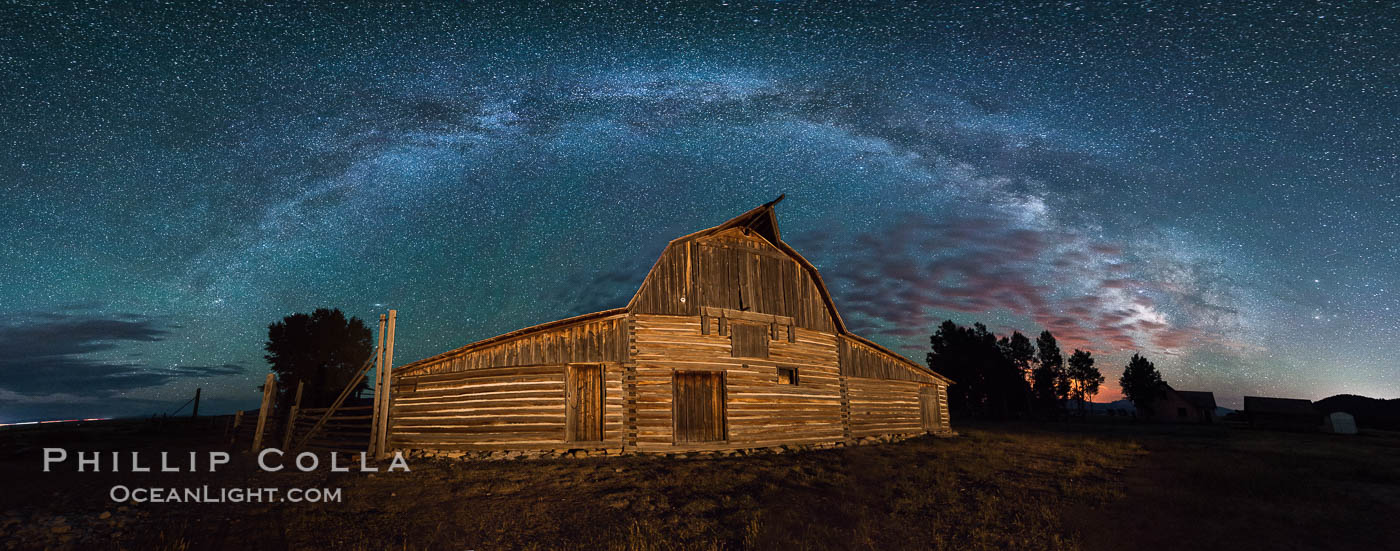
[108,485,342,503]
[42,447,411,473]
[41,447,410,504]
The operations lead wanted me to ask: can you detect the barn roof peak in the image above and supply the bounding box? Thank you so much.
[674,194,786,244]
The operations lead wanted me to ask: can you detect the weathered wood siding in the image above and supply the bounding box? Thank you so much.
[839,336,937,383]
[388,364,624,450]
[632,229,837,332]
[846,378,928,437]
[397,314,628,376]
[631,241,697,316]
[630,313,845,451]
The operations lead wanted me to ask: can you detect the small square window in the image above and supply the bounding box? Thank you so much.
[777,366,798,385]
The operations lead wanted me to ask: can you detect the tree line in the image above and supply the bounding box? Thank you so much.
[926,319,1167,419]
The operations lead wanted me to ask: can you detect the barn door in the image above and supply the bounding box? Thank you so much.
[673,371,726,443]
[566,364,604,442]
[920,386,942,432]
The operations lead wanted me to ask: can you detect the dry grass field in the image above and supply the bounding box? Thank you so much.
[1,419,1396,550]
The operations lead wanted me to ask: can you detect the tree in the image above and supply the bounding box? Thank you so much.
[971,323,1026,419]
[1032,331,1065,415]
[929,320,979,417]
[998,331,1036,414]
[1067,349,1104,415]
[928,320,1030,419]
[1118,353,1164,418]
[264,308,374,409]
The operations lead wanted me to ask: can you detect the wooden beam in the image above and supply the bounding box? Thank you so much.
[227,410,243,444]
[251,373,277,452]
[368,313,387,455]
[281,381,304,451]
[376,309,396,459]
[699,306,793,326]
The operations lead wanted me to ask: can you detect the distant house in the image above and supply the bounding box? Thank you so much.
[1244,396,1319,430]
[1141,384,1217,423]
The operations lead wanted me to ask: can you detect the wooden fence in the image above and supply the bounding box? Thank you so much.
[225,404,373,453]
[285,404,374,453]
[223,310,402,456]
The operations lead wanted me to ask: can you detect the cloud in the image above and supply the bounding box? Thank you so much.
[0,313,243,396]
[818,207,1239,358]
[168,363,247,377]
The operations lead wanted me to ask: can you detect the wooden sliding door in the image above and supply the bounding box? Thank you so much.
[566,364,604,442]
[920,386,942,432]
[673,371,726,443]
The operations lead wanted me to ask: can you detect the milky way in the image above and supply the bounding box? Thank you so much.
[2,2,1396,421]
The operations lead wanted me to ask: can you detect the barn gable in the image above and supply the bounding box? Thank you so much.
[628,195,843,333]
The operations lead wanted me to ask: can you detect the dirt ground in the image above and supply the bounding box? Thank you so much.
[1,419,1396,550]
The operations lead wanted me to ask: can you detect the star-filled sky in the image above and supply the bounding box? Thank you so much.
[2,2,1396,422]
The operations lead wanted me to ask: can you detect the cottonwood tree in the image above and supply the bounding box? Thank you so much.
[1118,353,1164,418]
[264,308,374,409]
[1067,349,1104,415]
[928,320,1030,419]
[998,331,1036,415]
[1032,331,1065,415]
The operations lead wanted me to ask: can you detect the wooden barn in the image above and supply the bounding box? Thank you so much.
[387,197,953,455]
[1140,384,1217,423]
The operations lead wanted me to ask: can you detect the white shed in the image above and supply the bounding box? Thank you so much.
[1323,411,1357,434]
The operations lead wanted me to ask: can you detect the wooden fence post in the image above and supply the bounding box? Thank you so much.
[376,310,396,459]
[251,373,277,452]
[227,410,243,442]
[368,313,388,455]
[281,381,305,451]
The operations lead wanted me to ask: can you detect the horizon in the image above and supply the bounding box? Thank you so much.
[3,2,1397,423]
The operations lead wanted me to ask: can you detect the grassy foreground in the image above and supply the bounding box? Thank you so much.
[1,421,1397,550]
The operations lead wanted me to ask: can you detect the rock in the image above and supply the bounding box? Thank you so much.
[98,511,111,520]
[50,524,70,535]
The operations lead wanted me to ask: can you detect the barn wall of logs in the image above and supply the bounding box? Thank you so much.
[846,378,927,438]
[628,313,846,452]
[389,363,624,451]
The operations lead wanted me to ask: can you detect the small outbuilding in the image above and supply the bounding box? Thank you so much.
[1323,411,1357,434]
[1243,396,1319,431]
